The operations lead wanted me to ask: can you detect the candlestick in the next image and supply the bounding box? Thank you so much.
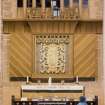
[26,76,29,84]
[48,77,52,86]
[76,76,79,84]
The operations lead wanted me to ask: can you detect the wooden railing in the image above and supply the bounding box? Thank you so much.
[25,7,79,19]
[12,96,98,105]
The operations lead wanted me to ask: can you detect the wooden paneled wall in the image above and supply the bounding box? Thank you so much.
[6,22,33,77]
[74,35,98,77]
[3,21,102,78]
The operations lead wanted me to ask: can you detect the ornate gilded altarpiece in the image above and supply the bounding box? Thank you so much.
[33,34,73,78]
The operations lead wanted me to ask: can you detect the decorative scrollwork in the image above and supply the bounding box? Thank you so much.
[36,35,70,74]
[36,35,70,44]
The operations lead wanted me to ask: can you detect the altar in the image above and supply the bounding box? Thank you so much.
[20,84,85,99]
[21,85,84,92]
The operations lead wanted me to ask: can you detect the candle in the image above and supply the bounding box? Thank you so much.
[48,77,52,86]
[76,76,79,84]
[26,76,29,84]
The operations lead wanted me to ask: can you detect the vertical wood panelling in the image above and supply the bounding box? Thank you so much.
[43,22,48,33]
[59,22,64,33]
[64,22,68,33]
[47,22,52,33]
[75,22,102,34]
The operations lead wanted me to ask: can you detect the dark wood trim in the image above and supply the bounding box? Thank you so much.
[22,90,83,93]
[10,77,95,82]
[3,18,103,22]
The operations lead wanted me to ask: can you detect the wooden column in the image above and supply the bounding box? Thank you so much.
[42,0,45,10]
[32,0,36,8]
[70,0,73,8]
[60,0,64,11]
[42,0,45,15]
[79,0,82,17]
[23,0,27,17]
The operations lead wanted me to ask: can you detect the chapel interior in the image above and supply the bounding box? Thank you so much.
[0,0,103,105]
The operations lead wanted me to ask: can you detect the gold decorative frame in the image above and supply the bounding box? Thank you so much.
[32,33,74,78]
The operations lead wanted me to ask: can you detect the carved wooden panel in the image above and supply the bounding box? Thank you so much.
[35,35,69,74]
[5,22,101,78]
[33,34,73,78]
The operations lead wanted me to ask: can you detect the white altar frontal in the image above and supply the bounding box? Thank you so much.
[21,85,84,91]
[21,84,85,97]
